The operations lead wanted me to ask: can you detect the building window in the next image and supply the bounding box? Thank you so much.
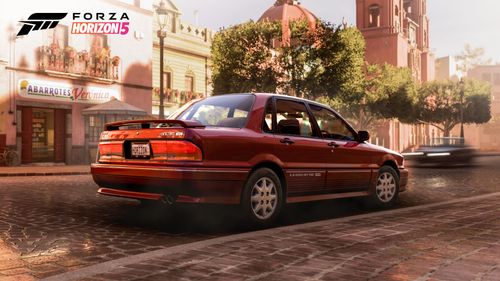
[164,72,172,90]
[47,25,68,48]
[368,4,380,27]
[185,75,194,93]
[90,34,108,52]
[409,26,417,45]
[88,116,103,143]
[395,5,399,16]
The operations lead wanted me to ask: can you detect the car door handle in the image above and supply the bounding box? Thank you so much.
[328,141,340,148]
[280,138,295,145]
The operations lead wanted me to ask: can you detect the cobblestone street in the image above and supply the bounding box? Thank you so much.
[1,156,500,280]
[47,192,500,281]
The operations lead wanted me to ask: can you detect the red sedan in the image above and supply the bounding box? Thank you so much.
[91,93,408,225]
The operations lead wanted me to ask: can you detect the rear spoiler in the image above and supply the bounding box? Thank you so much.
[104,119,205,131]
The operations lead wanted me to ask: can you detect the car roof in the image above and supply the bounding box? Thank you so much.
[217,93,332,110]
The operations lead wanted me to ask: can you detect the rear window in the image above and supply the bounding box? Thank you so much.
[177,94,255,128]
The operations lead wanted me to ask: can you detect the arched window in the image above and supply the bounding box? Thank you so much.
[395,5,399,16]
[368,4,381,27]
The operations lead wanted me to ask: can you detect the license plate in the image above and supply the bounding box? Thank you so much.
[131,143,150,158]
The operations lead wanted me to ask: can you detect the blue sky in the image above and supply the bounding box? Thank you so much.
[173,0,500,63]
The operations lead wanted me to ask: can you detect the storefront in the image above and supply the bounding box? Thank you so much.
[0,0,153,165]
[15,78,123,164]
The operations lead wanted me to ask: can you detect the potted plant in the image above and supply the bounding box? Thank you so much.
[96,47,110,64]
[81,50,89,61]
[65,46,76,59]
[112,56,120,66]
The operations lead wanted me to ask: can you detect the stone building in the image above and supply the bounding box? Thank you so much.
[151,0,213,117]
[356,0,434,82]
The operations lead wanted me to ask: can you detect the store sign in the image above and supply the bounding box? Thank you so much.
[18,79,120,104]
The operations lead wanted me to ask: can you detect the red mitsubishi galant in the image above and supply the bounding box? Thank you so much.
[91,93,408,225]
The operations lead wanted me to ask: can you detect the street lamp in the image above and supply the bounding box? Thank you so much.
[459,78,465,143]
[156,0,169,119]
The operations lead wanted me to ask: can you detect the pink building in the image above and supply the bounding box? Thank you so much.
[356,0,436,151]
[0,0,153,164]
[356,0,434,82]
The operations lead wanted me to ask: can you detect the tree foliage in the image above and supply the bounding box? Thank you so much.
[455,44,492,75]
[211,21,281,94]
[319,63,417,131]
[210,20,365,100]
[415,79,491,136]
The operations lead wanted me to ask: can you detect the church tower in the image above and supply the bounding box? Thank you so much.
[355,0,434,82]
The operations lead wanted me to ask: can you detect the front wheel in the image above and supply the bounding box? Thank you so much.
[241,168,283,227]
[366,165,400,208]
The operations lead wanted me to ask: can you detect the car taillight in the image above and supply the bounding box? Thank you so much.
[150,140,202,161]
[99,141,124,156]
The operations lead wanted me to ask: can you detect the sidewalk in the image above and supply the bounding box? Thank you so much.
[0,165,90,177]
[43,192,500,281]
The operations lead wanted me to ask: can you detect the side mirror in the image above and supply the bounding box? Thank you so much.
[358,131,370,142]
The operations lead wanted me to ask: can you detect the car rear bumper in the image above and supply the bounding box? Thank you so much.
[91,163,249,204]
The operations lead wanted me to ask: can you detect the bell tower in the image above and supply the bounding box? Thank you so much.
[355,0,434,82]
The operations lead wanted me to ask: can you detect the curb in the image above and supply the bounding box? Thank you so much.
[42,191,500,281]
[0,172,90,177]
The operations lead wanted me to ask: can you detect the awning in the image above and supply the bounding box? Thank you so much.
[82,97,149,116]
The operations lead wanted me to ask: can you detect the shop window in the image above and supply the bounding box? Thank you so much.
[185,75,194,93]
[32,109,55,162]
[89,116,103,143]
[368,4,380,28]
[47,25,68,48]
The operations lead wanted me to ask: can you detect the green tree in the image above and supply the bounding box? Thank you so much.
[319,64,418,131]
[210,20,365,100]
[416,79,491,137]
[211,21,281,94]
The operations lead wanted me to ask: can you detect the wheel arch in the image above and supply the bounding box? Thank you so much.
[381,160,400,177]
[248,161,287,197]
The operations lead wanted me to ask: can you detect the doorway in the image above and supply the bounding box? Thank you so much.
[32,108,55,162]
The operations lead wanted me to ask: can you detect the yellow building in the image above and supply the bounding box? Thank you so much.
[152,0,213,117]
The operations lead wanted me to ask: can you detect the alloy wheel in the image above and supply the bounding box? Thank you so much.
[250,177,278,220]
[375,172,396,203]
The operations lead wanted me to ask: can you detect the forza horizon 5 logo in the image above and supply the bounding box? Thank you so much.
[17,12,130,36]
[17,13,68,36]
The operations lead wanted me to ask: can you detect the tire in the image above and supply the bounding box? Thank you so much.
[241,168,283,227]
[365,165,400,209]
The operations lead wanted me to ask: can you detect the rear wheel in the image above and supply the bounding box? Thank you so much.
[241,168,283,227]
[366,165,399,208]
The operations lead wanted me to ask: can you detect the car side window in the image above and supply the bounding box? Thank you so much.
[275,99,314,137]
[309,105,355,141]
